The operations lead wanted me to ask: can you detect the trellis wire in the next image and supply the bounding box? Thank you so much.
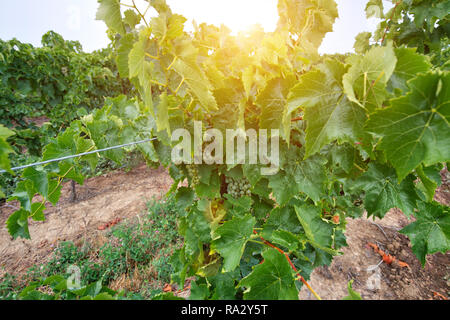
[0,138,158,174]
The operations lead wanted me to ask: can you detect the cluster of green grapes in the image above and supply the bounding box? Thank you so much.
[186,164,200,186]
[226,177,252,198]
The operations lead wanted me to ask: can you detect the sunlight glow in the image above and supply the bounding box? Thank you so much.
[124,0,390,54]
[168,0,279,34]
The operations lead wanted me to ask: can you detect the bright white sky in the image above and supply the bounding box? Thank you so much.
[0,0,391,54]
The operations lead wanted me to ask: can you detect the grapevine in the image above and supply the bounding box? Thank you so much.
[0,0,448,301]
[0,31,134,198]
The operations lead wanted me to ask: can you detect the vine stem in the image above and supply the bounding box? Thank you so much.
[131,0,149,27]
[174,78,185,95]
[119,3,134,9]
[361,70,385,108]
[145,53,159,60]
[253,230,322,300]
[166,56,178,71]
[149,79,167,87]
[248,239,265,245]
[381,0,402,45]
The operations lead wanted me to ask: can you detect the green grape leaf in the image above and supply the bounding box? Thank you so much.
[195,171,221,199]
[271,230,301,252]
[329,143,359,174]
[149,0,171,15]
[223,195,253,218]
[0,125,15,174]
[238,248,299,300]
[187,205,212,243]
[133,116,158,162]
[253,196,274,220]
[0,145,13,170]
[179,220,202,258]
[211,215,256,272]
[175,187,195,212]
[42,129,77,161]
[257,76,295,133]
[352,163,419,218]
[343,280,362,300]
[211,83,246,132]
[169,248,190,287]
[197,165,213,184]
[354,32,372,54]
[8,180,36,212]
[267,172,298,206]
[75,136,98,171]
[262,205,302,240]
[365,0,384,19]
[30,202,46,222]
[167,14,187,40]
[242,164,263,186]
[416,165,438,202]
[294,204,333,249]
[155,92,171,135]
[172,42,217,111]
[277,0,338,49]
[367,71,450,181]
[128,29,155,113]
[58,162,85,185]
[23,167,48,199]
[0,125,15,141]
[138,62,155,114]
[47,180,62,206]
[252,178,272,200]
[150,15,167,43]
[154,140,172,167]
[7,209,31,239]
[152,292,185,300]
[123,9,140,29]
[116,33,135,78]
[96,0,125,35]
[343,42,397,112]
[152,292,186,300]
[390,47,431,93]
[93,293,116,300]
[289,59,367,157]
[196,257,221,278]
[411,2,450,32]
[259,33,288,66]
[290,157,328,203]
[189,281,210,300]
[209,270,239,300]
[400,202,450,266]
[282,146,328,203]
[128,30,149,79]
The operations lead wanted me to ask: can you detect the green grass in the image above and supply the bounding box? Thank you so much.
[0,193,184,300]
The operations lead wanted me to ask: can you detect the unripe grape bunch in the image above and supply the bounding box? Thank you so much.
[226,177,252,198]
[186,164,200,186]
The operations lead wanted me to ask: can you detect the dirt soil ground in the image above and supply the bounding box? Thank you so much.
[0,165,449,300]
[298,209,450,300]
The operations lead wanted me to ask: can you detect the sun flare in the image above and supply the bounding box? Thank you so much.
[171,0,279,34]
[124,0,279,34]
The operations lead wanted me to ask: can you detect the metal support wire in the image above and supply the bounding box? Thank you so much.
[0,138,158,174]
